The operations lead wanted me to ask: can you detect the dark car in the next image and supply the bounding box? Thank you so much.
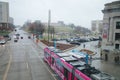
[16,36,19,39]
[28,36,31,39]
[14,38,18,42]
[21,37,23,39]
[70,41,81,45]
[16,33,20,36]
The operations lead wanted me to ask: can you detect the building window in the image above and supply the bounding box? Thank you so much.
[116,22,120,29]
[115,44,119,49]
[115,33,120,41]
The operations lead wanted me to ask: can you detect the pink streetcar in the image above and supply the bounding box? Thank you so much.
[44,47,115,80]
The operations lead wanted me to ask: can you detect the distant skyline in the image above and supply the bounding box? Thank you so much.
[0,0,117,29]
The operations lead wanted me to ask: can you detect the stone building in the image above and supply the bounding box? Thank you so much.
[101,1,120,63]
[102,0,120,50]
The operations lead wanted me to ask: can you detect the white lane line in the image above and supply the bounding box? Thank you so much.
[26,62,29,69]
[3,51,12,80]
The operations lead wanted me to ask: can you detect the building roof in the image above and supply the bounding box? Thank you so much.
[105,1,120,6]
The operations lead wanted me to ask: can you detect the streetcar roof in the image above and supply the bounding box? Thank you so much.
[62,56,77,62]
[57,53,71,57]
[69,61,85,67]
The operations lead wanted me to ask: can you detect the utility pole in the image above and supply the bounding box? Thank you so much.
[48,10,51,42]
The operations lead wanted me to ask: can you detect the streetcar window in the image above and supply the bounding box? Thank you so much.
[52,57,54,65]
[72,73,75,80]
[116,22,120,29]
[45,52,49,59]
[72,68,75,80]
[55,58,63,72]
[64,67,68,80]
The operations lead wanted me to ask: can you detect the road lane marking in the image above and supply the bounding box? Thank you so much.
[3,52,12,80]
[26,62,29,69]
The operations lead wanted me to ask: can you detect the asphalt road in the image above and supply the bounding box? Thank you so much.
[0,30,56,80]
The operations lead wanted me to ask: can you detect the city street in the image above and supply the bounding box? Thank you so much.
[0,30,56,80]
[0,0,120,80]
[0,29,120,80]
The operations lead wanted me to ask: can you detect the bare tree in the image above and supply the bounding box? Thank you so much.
[33,21,45,35]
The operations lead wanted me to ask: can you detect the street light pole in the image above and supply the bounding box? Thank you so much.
[48,10,51,42]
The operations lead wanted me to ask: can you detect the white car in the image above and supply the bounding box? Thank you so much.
[0,39,6,45]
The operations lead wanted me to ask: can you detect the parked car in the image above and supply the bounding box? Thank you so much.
[7,37,11,41]
[3,35,11,41]
[70,41,81,45]
[51,38,60,41]
[16,33,20,36]
[0,39,6,45]
[66,38,74,42]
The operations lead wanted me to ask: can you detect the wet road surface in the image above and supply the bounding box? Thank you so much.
[0,30,56,80]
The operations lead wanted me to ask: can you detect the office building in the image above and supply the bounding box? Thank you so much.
[0,1,9,29]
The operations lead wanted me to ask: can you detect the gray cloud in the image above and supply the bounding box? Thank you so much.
[2,0,116,29]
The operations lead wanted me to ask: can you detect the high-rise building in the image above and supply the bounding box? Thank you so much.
[9,17,14,24]
[91,20,103,34]
[102,1,120,50]
[0,1,9,29]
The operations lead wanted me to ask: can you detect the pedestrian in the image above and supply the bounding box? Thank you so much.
[105,54,108,61]
[100,52,102,59]
[90,56,92,65]
[83,44,85,48]
[114,57,117,63]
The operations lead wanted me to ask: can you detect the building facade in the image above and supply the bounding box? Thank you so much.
[9,17,14,24]
[102,1,120,50]
[91,20,103,35]
[0,1,9,29]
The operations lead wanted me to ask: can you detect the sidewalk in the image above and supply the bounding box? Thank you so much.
[32,38,47,49]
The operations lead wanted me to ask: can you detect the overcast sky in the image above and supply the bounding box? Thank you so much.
[1,0,117,29]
